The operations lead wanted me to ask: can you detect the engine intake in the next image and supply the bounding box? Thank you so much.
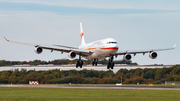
[68,51,76,59]
[149,52,157,59]
[123,54,132,61]
[35,47,43,54]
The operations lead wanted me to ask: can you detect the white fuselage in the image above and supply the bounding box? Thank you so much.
[79,38,119,59]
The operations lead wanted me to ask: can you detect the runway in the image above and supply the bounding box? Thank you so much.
[0,84,180,90]
[0,64,174,73]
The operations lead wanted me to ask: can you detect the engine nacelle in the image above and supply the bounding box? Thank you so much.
[149,52,157,59]
[35,47,43,54]
[123,54,132,61]
[68,51,76,59]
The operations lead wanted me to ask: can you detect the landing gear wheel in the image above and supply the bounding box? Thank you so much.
[80,61,83,68]
[107,56,114,69]
[111,62,114,69]
[76,55,83,68]
[92,61,95,66]
[76,61,80,68]
[95,62,97,66]
[92,59,98,66]
[107,63,110,69]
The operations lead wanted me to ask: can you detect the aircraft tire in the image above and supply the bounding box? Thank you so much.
[80,61,83,68]
[76,61,80,68]
[92,61,94,66]
[107,63,110,69]
[95,62,97,66]
[111,65,114,69]
[111,62,114,69]
[81,61,83,65]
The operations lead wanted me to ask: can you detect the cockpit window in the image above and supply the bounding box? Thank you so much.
[107,42,118,44]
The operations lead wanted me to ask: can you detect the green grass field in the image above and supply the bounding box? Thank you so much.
[0,87,180,101]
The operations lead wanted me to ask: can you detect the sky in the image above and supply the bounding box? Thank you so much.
[0,0,180,65]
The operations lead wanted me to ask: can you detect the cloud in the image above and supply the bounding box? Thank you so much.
[0,14,12,17]
[0,2,179,16]
[0,0,180,10]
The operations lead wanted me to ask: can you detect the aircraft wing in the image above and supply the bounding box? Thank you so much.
[53,44,78,49]
[114,44,176,56]
[4,37,92,56]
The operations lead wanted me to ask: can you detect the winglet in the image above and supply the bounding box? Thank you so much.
[4,36,9,42]
[173,43,177,48]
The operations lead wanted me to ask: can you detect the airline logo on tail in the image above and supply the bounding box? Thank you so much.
[80,22,86,45]
[81,32,84,43]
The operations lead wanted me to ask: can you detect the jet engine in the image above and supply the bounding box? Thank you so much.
[123,54,132,61]
[35,47,43,54]
[149,52,157,59]
[68,51,76,59]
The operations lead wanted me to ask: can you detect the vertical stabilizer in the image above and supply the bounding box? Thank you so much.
[80,22,86,45]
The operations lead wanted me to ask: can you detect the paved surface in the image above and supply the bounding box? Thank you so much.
[0,85,180,90]
[0,65,174,73]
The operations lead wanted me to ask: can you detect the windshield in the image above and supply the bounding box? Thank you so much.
[107,42,118,44]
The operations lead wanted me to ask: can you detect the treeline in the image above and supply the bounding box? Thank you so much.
[0,65,180,84]
[0,59,136,66]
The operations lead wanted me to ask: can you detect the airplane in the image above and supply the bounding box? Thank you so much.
[4,22,176,69]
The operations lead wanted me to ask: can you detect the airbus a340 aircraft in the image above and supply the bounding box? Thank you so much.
[4,22,176,69]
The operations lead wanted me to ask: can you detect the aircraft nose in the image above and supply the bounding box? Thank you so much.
[110,44,119,51]
[114,44,119,50]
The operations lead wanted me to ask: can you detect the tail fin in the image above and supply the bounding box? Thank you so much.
[80,22,86,45]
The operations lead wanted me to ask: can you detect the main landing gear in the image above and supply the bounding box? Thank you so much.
[76,55,83,68]
[107,56,114,69]
[92,59,98,66]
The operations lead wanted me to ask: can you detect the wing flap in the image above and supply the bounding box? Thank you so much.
[53,44,78,49]
[40,45,91,55]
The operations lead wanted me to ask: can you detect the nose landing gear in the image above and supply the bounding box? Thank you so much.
[92,59,98,66]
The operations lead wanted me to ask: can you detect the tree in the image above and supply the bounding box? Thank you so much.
[174,76,180,81]
[85,70,99,78]
[155,69,163,80]
[144,69,155,79]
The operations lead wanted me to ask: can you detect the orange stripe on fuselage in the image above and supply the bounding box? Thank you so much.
[85,48,95,50]
[85,47,118,50]
[100,47,118,50]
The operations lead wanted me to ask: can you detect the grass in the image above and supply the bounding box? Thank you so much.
[0,87,180,101]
